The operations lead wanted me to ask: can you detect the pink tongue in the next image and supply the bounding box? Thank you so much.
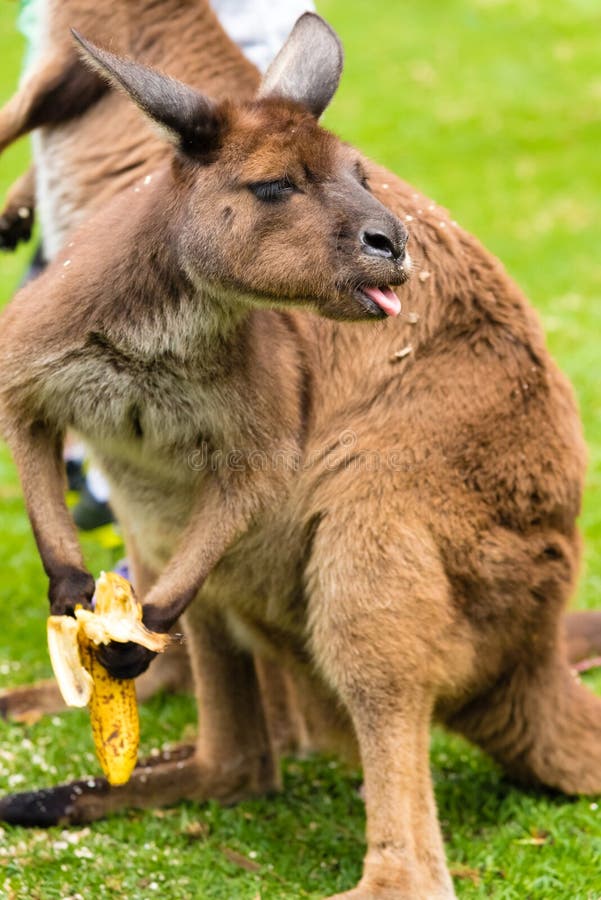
[363,286,401,317]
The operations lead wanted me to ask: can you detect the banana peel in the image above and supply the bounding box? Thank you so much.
[47,572,170,786]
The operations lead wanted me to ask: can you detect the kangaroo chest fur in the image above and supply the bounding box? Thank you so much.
[64,329,252,487]
[56,302,311,636]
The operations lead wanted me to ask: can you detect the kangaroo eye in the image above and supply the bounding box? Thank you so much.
[355,165,369,191]
[249,178,296,202]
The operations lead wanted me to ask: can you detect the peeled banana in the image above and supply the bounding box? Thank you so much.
[47,572,170,786]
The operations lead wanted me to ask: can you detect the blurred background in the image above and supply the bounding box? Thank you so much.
[0,1,600,897]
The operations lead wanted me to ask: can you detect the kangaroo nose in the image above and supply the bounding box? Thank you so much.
[360,224,407,260]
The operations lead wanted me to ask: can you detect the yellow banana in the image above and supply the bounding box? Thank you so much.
[47,572,170,786]
[77,630,139,785]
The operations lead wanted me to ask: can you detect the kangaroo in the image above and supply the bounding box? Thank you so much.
[0,0,598,724]
[0,14,600,900]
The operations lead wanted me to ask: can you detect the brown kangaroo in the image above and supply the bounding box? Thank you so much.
[0,0,598,721]
[1,0,599,743]
[0,14,599,900]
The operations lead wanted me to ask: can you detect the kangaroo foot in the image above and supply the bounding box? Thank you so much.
[0,743,275,827]
[450,659,601,795]
[564,610,601,665]
[327,882,455,900]
[0,679,65,722]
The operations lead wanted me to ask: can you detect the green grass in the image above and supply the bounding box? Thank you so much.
[1,0,600,897]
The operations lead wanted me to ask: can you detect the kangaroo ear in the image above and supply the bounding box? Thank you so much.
[71,30,225,156]
[258,13,343,119]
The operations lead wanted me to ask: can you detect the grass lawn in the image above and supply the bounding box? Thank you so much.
[0,0,600,897]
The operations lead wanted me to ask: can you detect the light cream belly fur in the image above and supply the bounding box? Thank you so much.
[101,448,313,658]
[33,129,83,259]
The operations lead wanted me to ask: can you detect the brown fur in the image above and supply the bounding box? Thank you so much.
[0,12,599,900]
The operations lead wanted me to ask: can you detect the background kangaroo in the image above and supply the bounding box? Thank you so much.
[0,11,600,900]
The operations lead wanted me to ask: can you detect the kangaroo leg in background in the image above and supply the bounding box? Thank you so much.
[0,51,107,155]
[563,610,601,666]
[254,655,310,757]
[449,654,601,795]
[185,601,280,797]
[0,166,36,251]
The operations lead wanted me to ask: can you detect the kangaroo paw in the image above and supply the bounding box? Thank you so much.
[0,204,34,250]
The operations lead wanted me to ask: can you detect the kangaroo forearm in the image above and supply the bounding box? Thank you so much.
[95,478,264,681]
[0,92,32,154]
[0,57,68,151]
[142,514,249,631]
[8,422,93,612]
[142,475,279,632]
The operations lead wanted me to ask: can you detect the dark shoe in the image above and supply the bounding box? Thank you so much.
[65,459,86,493]
[73,486,115,531]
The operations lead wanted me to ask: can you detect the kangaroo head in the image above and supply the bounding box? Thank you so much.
[73,14,411,321]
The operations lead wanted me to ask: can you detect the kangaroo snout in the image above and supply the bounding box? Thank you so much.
[351,211,411,318]
[360,220,408,262]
